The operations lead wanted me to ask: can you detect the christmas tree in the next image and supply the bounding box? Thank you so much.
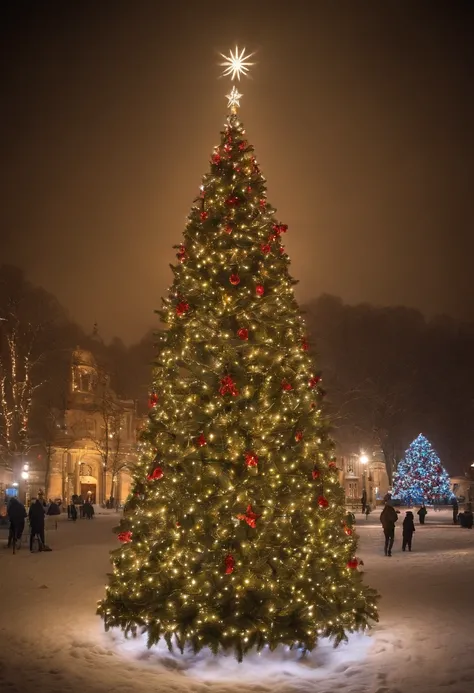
[98,48,378,660]
[392,434,451,505]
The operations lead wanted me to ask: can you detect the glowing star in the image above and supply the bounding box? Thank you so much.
[220,46,254,81]
[226,85,242,110]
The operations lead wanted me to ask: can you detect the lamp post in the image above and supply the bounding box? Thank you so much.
[360,452,369,490]
[360,452,372,511]
[21,463,30,505]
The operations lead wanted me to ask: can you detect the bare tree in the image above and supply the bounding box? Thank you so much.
[0,309,45,468]
[36,405,70,497]
[88,371,134,504]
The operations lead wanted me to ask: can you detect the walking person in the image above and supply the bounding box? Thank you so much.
[402,511,416,551]
[452,497,459,525]
[417,504,427,525]
[6,497,27,550]
[361,488,367,514]
[83,500,94,519]
[380,503,399,556]
[29,493,52,552]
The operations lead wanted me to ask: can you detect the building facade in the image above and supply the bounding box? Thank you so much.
[450,475,473,503]
[335,447,390,507]
[46,349,143,506]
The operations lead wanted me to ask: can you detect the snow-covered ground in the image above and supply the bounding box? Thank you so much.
[0,509,473,693]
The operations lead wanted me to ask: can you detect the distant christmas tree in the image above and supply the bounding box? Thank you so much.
[98,49,378,661]
[392,434,451,505]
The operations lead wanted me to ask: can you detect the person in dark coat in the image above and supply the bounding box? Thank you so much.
[417,505,428,525]
[70,503,78,522]
[7,497,27,549]
[452,497,459,525]
[402,511,416,551]
[83,500,94,519]
[380,504,399,556]
[28,495,52,551]
[46,501,60,516]
[361,489,367,514]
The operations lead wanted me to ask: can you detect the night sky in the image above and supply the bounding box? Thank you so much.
[1,0,473,343]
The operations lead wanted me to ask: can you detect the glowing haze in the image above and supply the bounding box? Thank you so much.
[1,2,473,342]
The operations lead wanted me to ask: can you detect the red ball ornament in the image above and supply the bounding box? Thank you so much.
[328,461,337,470]
[301,338,309,351]
[147,466,164,481]
[279,246,286,255]
[237,328,249,341]
[261,244,271,254]
[223,224,233,234]
[281,380,293,391]
[256,284,265,297]
[238,140,248,151]
[148,391,158,408]
[195,433,207,447]
[247,185,252,193]
[312,468,320,480]
[229,273,241,286]
[245,451,258,468]
[317,495,329,509]
[344,526,353,536]
[118,531,132,543]
[346,558,359,570]
[200,211,209,221]
[295,431,303,442]
[259,198,266,207]
[224,554,235,574]
[176,245,187,263]
[212,153,221,164]
[226,196,240,207]
[309,375,321,388]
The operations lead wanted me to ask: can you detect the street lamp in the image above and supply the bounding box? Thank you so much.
[360,452,369,507]
[21,463,30,504]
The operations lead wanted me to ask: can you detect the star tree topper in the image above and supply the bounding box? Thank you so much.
[220,46,254,111]
[226,85,242,110]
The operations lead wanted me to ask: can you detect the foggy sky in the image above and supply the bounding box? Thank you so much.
[1,0,473,343]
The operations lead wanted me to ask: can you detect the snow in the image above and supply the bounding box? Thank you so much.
[0,509,473,693]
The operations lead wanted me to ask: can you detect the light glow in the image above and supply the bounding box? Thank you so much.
[220,46,254,81]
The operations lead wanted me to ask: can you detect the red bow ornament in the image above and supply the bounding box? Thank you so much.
[219,375,239,397]
[237,504,261,529]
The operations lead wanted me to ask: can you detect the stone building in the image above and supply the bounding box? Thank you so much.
[47,348,143,506]
[335,447,390,507]
[450,475,473,503]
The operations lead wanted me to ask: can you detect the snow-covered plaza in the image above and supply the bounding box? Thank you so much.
[0,509,473,693]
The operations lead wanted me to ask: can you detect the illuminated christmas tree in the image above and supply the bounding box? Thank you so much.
[392,434,451,505]
[98,48,378,660]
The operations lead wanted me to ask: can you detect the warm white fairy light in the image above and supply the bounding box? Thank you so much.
[220,46,254,81]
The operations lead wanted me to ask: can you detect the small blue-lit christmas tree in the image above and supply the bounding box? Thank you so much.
[392,434,451,505]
